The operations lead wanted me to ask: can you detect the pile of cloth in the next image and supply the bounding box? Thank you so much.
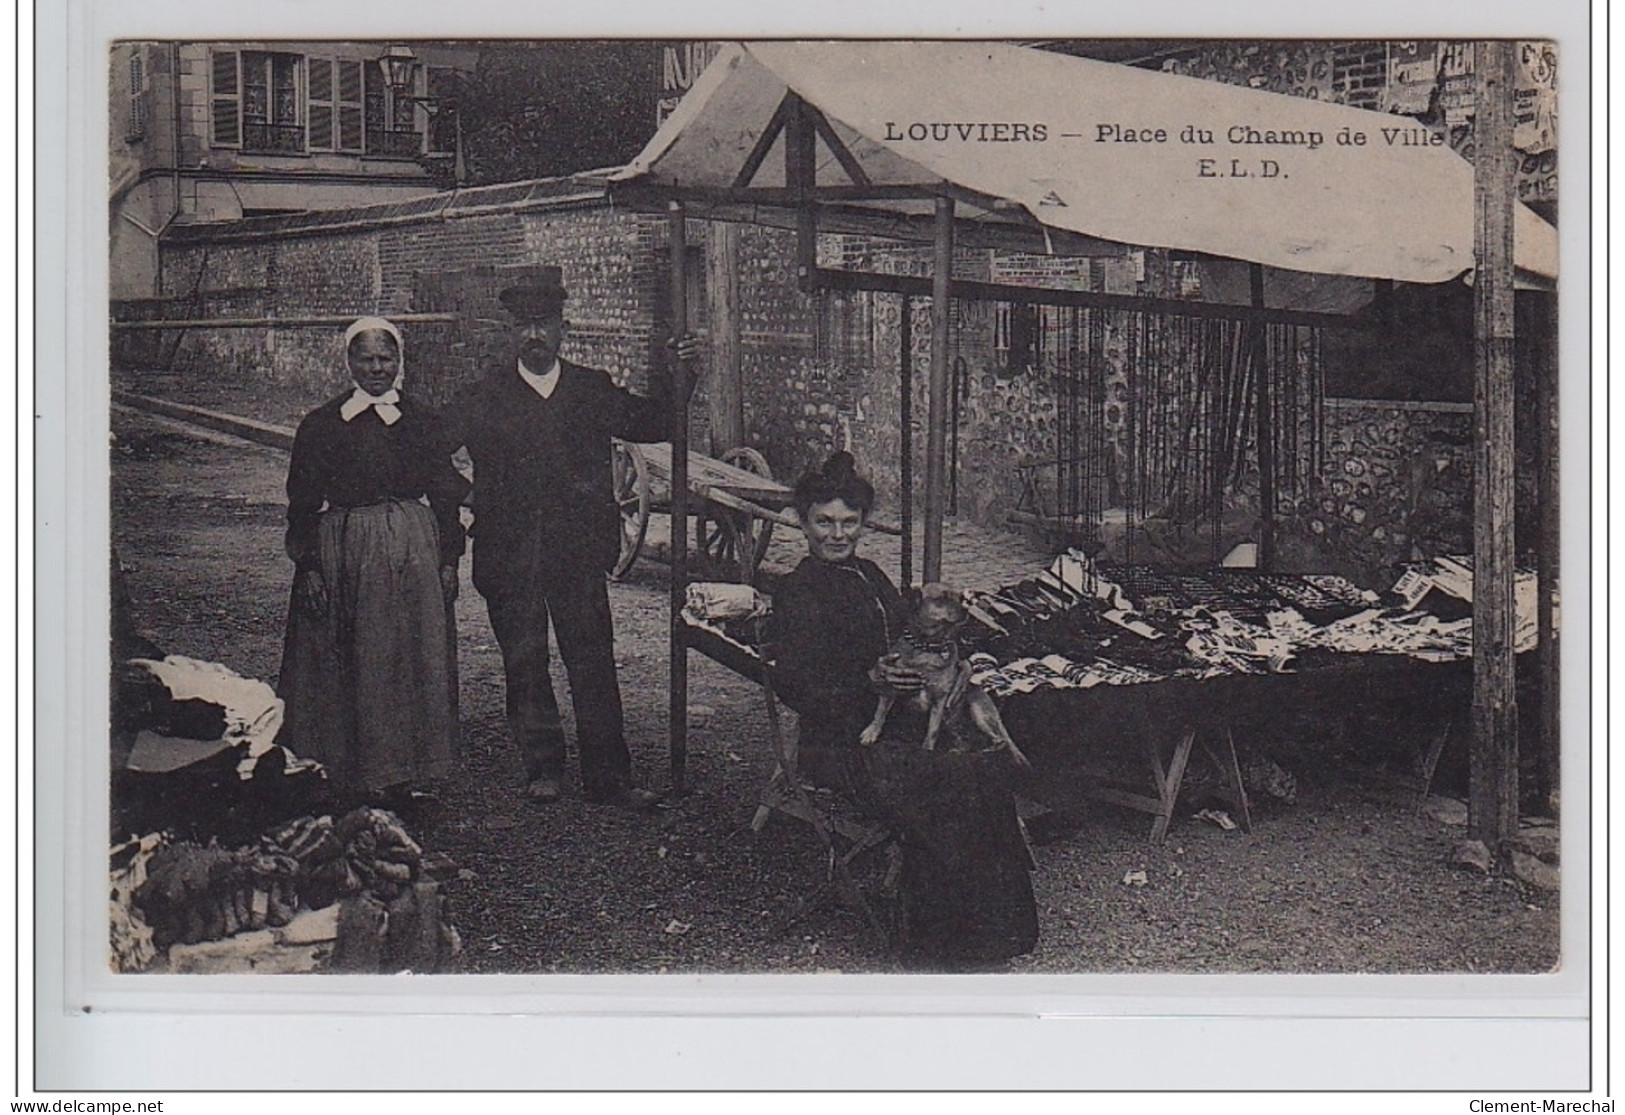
[112,806,463,974]
[119,655,305,779]
[113,655,329,845]
[961,551,1538,699]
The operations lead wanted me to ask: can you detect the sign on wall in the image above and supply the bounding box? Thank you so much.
[1382,40,1557,205]
[657,41,722,126]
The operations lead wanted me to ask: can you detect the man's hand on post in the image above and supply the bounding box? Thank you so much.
[666,332,702,404]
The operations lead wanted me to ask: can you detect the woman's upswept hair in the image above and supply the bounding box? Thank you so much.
[792,451,875,519]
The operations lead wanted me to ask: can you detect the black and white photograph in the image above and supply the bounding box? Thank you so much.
[104,35,1566,978]
[36,8,1596,1091]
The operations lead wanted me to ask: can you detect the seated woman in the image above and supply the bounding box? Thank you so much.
[768,451,1038,970]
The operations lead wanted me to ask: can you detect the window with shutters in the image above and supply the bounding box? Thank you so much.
[307,57,368,154]
[210,50,241,147]
[208,48,437,158]
[126,51,148,142]
[241,50,304,154]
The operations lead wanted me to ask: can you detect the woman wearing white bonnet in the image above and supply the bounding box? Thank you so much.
[278,315,467,809]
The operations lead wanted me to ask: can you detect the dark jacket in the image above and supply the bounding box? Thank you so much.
[441,359,669,595]
[768,555,906,755]
[285,394,468,570]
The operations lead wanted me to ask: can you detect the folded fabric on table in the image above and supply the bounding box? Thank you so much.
[683,582,771,624]
[125,654,314,779]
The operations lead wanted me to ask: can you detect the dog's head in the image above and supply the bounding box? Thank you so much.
[908,582,967,643]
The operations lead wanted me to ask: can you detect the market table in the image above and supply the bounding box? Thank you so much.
[681,552,1532,844]
[996,655,1472,841]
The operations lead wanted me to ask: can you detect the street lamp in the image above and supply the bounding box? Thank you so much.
[378,43,418,93]
[377,43,466,188]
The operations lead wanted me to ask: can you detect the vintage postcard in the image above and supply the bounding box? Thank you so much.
[34,3,1597,1092]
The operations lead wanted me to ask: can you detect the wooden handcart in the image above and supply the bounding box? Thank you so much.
[610,440,794,584]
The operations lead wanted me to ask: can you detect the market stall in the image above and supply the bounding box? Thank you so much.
[606,41,1559,837]
[682,550,1538,841]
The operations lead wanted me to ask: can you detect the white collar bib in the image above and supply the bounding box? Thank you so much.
[518,357,562,399]
[340,387,402,425]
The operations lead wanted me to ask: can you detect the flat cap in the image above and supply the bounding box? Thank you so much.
[498,265,568,318]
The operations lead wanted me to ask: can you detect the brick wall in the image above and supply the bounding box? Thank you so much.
[524,207,668,392]
[1332,42,1390,109]
[149,232,384,400]
[1276,400,1473,581]
[378,215,530,313]
[734,225,835,485]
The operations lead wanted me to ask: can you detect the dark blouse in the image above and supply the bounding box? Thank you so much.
[768,554,906,749]
[285,394,469,570]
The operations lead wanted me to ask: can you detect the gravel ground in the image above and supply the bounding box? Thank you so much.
[109,405,1560,974]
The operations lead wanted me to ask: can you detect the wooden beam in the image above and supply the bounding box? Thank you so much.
[731,92,795,190]
[809,266,1359,330]
[1531,289,1559,807]
[1251,263,1276,570]
[899,294,914,589]
[1469,40,1520,852]
[668,201,691,795]
[624,183,936,206]
[924,196,954,583]
[808,107,873,188]
[610,186,1136,258]
[705,221,744,454]
[622,178,1019,217]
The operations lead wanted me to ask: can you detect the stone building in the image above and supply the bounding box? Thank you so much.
[110,41,477,299]
[114,39,1558,583]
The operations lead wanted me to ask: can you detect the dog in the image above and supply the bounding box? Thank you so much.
[858,582,1031,770]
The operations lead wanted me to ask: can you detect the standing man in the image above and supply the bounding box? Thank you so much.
[442,266,695,809]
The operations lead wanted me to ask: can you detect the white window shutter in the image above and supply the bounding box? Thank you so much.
[210,49,241,147]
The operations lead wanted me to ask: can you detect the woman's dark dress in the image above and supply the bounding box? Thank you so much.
[278,395,467,795]
[769,555,1039,967]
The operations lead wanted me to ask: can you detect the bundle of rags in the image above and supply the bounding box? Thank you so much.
[126,807,462,974]
[114,655,327,845]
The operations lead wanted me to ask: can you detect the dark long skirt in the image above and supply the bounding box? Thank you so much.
[279,500,456,795]
[820,733,1039,968]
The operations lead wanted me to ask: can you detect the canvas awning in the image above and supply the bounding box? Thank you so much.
[612,40,1557,285]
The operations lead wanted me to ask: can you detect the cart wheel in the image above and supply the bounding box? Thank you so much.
[610,440,650,581]
[718,446,777,573]
[696,512,751,584]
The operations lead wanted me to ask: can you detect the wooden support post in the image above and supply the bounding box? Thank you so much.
[786,94,818,290]
[899,294,914,589]
[706,221,744,454]
[1250,262,1276,570]
[1469,40,1520,851]
[924,196,954,583]
[668,201,691,794]
[1534,290,1559,808]
[1148,729,1197,845]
